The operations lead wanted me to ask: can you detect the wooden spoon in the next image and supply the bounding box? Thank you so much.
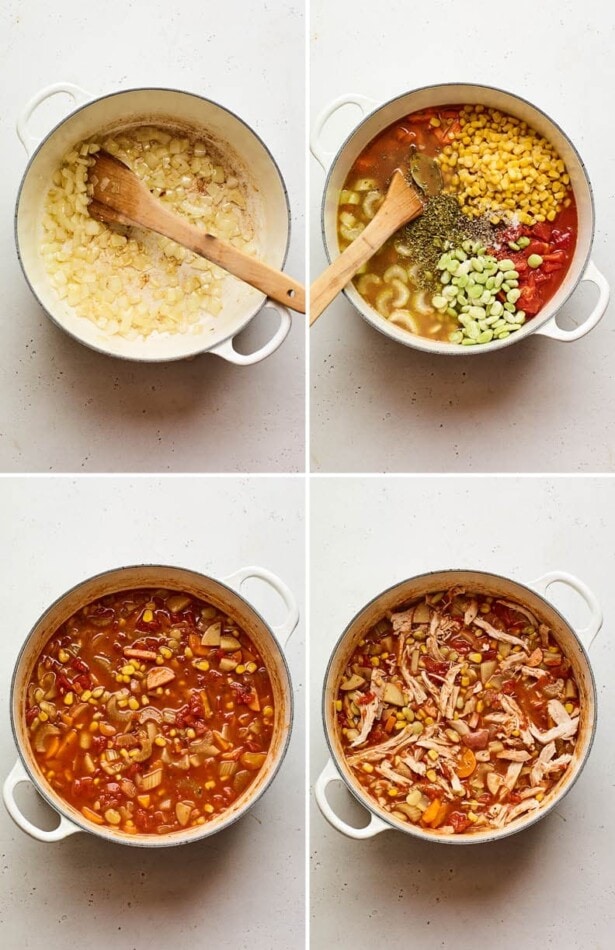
[87,150,305,314]
[310,169,424,325]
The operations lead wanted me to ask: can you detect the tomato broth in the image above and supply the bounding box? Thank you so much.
[24,588,274,836]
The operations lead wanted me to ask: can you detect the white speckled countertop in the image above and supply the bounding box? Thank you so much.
[0,0,305,473]
[310,0,615,473]
[310,476,615,949]
[0,476,305,948]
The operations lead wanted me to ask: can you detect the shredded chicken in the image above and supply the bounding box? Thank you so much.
[347,723,419,765]
[496,599,538,626]
[399,753,427,777]
[496,749,531,762]
[349,671,384,748]
[438,664,462,719]
[376,762,414,787]
[464,599,478,626]
[473,616,526,648]
[503,761,524,793]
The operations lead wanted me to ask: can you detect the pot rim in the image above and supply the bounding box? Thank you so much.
[321,567,598,845]
[320,81,595,355]
[14,85,292,363]
[10,562,294,848]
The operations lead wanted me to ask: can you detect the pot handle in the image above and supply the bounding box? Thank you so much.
[533,260,610,342]
[529,570,603,650]
[315,758,389,839]
[209,300,291,365]
[3,759,82,843]
[17,82,92,157]
[310,93,377,172]
[223,565,299,648]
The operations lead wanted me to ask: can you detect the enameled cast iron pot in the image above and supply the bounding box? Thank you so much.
[316,569,601,844]
[4,563,298,847]
[311,83,610,353]
[16,83,293,364]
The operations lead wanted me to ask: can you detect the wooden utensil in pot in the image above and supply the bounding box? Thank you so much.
[310,170,424,325]
[87,151,305,314]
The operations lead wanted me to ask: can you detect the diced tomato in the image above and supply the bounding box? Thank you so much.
[518,282,542,316]
[449,811,472,834]
[501,680,517,695]
[449,637,472,654]
[423,656,449,677]
[532,222,552,242]
[357,691,376,706]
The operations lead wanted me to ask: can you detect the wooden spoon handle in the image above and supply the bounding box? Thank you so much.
[310,207,419,325]
[96,199,305,314]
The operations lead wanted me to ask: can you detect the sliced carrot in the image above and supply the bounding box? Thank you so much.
[384,714,396,734]
[431,802,450,829]
[422,797,442,826]
[82,806,104,825]
[457,748,476,779]
[45,736,60,760]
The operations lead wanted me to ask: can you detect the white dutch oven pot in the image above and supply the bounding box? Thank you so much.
[316,569,601,844]
[4,563,299,847]
[16,83,293,364]
[311,84,610,353]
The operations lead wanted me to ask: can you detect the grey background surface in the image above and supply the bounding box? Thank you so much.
[0,0,305,473]
[0,476,305,949]
[310,0,615,473]
[310,476,615,949]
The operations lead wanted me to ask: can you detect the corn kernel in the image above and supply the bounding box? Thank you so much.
[427,749,439,761]
[184,647,194,659]
[63,691,74,706]
[128,697,140,711]
[362,763,374,773]
[141,695,149,706]
[195,660,210,672]
[154,736,166,747]
[58,649,70,663]
[121,664,135,676]
[426,769,438,782]
[235,664,245,674]
[371,657,380,667]
[142,610,154,623]
[469,653,483,664]
[387,787,398,797]
[89,721,99,733]
[424,717,434,726]
[468,811,478,823]
[39,711,49,722]
[81,690,92,702]
[394,721,406,731]
[205,780,216,790]
[565,702,574,714]
[335,700,342,712]
[186,727,196,739]
[535,792,545,802]
[246,662,257,674]
[160,647,172,659]
[263,706,274,718]
[204,804,214,814]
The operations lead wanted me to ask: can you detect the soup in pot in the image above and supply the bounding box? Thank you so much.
[334,587,581,835]
[337,105,577,346]
[24,587,274,836]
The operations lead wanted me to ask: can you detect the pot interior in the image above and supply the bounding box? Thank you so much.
[323,84,593,353]
[17,89,290,361]
[12,565,293,846]
[324,569,596,844]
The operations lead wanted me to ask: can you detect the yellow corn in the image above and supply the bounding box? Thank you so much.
[159,647,172,659]
[235,664,246,674]
[387,787,398,797]
[439,105,569,225]
[468,653,482,664]
[263,706,274,718]
[335,700,342,712]
[154,736,166,747]
[39,711,49,723]
[81,690,92,702]
[427,749,439,761]
[205,780,216,790]
[142,610,154,623]
[426,769,438,783]
[128,697,140,711]
[370,657,380,667]
[246,662,257,674]
[63,691,74,706]
[204,804,214,814]
[362,763,374,773]
[195,660,210,672]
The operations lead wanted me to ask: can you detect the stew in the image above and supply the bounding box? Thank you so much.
[25,588,274,835]
[335,588,580,835]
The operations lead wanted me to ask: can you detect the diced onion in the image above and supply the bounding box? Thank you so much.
[41,126,256,340]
